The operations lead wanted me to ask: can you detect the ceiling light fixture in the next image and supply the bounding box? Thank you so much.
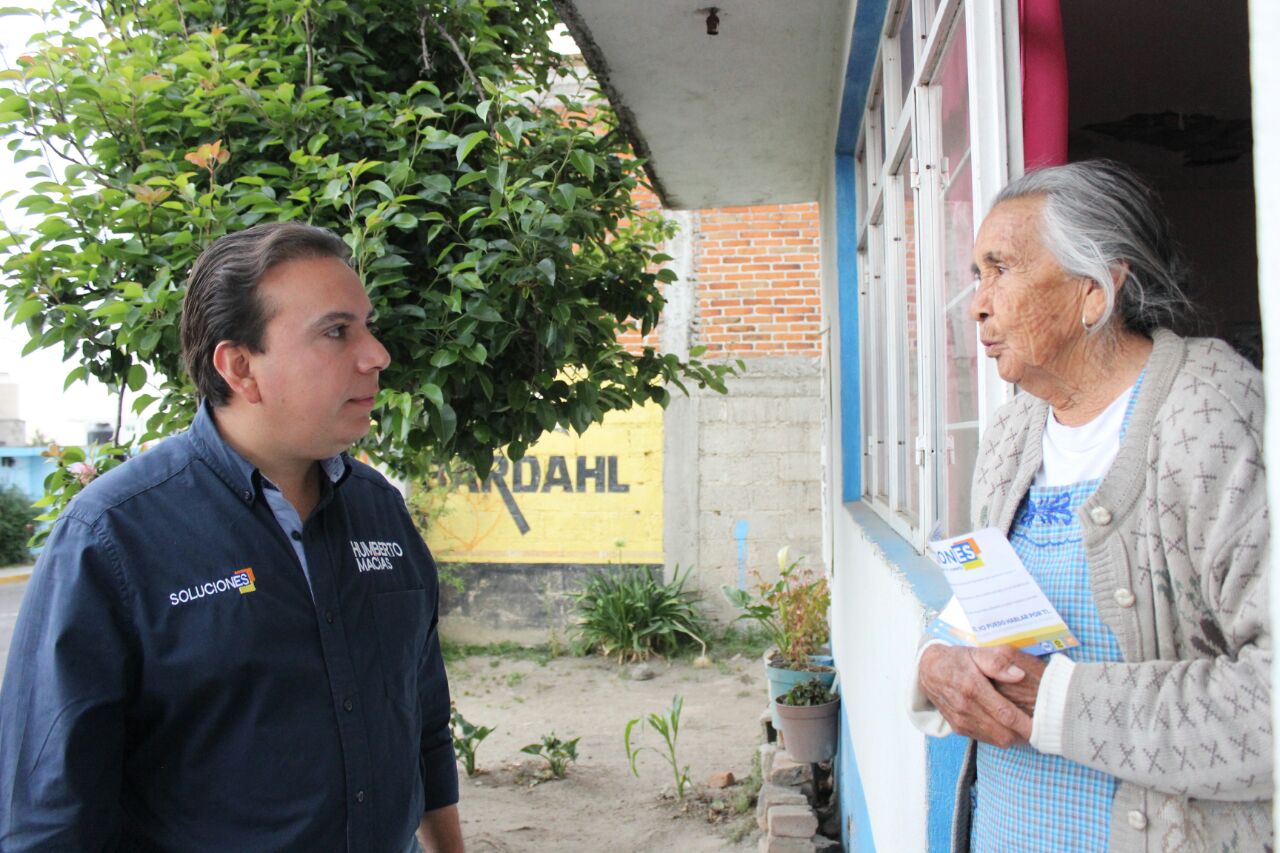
[702,7,720,36]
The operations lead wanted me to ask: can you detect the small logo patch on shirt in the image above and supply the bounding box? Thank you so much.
[350,539,403,573]
[169,568,257,606]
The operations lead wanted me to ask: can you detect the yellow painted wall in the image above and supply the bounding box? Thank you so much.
[426,403,663,564]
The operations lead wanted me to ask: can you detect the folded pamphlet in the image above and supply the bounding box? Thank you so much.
[926,528,1078,656]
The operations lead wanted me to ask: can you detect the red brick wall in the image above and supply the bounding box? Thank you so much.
[695,203,822,358]
[615,196,823,359]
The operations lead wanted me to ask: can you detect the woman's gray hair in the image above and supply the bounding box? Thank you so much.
[993,159,1194,335]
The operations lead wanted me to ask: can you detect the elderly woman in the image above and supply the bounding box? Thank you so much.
[911,159,1270,851]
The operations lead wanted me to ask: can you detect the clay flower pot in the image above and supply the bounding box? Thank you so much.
[763,649,837,729]
[775,695,840,763]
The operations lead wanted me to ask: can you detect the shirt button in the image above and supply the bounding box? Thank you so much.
[241,489,253,502]
[355,790,365,803]
[344,698,353,712]
[1089,506,1113,525]
[1114,588,1136,608]
[1127,809,1147,830]
[290,531,302,541]
[325,610,335,624]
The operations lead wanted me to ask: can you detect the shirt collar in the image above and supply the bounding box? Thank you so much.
[189,401,349,503]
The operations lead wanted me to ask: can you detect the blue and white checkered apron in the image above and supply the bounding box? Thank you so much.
[971,380,1142,852]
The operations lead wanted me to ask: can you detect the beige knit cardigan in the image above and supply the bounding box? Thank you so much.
[951,329,1272,852]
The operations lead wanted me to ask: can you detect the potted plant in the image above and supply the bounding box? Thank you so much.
[722,546,834,727]
[775,678,839,763]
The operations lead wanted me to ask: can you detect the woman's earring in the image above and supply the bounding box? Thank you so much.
[1081,312,1096,333]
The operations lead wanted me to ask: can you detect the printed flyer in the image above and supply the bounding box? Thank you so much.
[927,528,1078,656]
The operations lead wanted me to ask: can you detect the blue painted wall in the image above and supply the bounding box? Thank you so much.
[927,735,969,853]
[837,703,877,852]
[836,153,861,503]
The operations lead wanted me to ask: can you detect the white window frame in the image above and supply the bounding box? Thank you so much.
[853,0,1013,550]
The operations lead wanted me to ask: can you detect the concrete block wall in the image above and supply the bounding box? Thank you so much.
[676,358,825,621]
[661,201,826,622]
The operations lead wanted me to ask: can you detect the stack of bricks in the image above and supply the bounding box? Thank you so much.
[756,712,841,853]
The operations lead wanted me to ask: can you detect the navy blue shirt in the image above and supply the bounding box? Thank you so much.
[0,404,458,851]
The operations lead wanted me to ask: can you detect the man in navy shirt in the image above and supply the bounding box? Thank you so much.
[0,223,463,850]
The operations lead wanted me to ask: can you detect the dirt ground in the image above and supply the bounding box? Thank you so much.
[445,650,767,852]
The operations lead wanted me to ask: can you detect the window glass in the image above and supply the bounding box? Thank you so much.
[937,15,977,535]
[866,224,888,500]
[897,168,920,526]
[856,142,868,223]
[897,1,916,106]
[852,0,982,548]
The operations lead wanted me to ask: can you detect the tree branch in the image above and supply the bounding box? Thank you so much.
[421,9,482,98]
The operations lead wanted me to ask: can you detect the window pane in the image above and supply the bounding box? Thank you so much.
[870,218,889,500]
[876,98,888,172]
[936,16,977,535]
[899,170,920,525]
[897,1,915,105]
[856,142,867,222]
[860,243,886,499]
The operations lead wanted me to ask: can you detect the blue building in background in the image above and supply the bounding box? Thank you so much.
[0,446,48,503]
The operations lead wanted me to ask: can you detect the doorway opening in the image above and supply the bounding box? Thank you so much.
[1060,0,1258,364]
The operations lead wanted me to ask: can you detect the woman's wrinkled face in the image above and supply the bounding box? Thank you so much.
[969,197,1094,393]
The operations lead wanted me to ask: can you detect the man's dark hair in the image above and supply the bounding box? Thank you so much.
[180,222,351,405]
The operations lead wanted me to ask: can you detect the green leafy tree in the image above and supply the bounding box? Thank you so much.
[0,0,735,515]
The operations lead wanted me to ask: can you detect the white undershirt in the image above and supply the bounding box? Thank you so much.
[1034,383,1136,487]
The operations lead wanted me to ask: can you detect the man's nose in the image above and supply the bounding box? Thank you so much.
[362,331,391,372]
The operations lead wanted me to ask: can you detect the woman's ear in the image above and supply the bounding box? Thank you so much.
[1110,260,1132,293]
[1082,263,1128,329]
[212,341,262,404]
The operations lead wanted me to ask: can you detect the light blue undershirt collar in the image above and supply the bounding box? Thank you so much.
[259,456,345,601]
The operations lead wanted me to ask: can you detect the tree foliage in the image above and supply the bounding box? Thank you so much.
[0,0,735,487]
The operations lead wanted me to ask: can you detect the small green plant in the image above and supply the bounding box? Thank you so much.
[624,694,692,799]
[722,546,830,669]
[440,640,556,666]
[571,565,709,663]
[30,443,129,548]
[450,708,495,777]
[520,732,580,780]
[779,678,837,707]
[0,485,37,566]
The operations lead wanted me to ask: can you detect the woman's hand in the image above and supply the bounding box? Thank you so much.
[918,644,1034,747]
[990,649,1047,716]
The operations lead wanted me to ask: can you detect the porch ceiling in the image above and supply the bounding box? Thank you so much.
[551,0,852,210]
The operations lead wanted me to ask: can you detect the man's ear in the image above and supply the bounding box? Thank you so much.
[212,341,262,404]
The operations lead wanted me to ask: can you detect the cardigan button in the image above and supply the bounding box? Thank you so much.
[1114,588,1136,608]
[1089,506,1113,525]
[1127,809,1147,830]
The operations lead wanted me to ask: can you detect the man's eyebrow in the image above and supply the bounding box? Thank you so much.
[311,310,358,328]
